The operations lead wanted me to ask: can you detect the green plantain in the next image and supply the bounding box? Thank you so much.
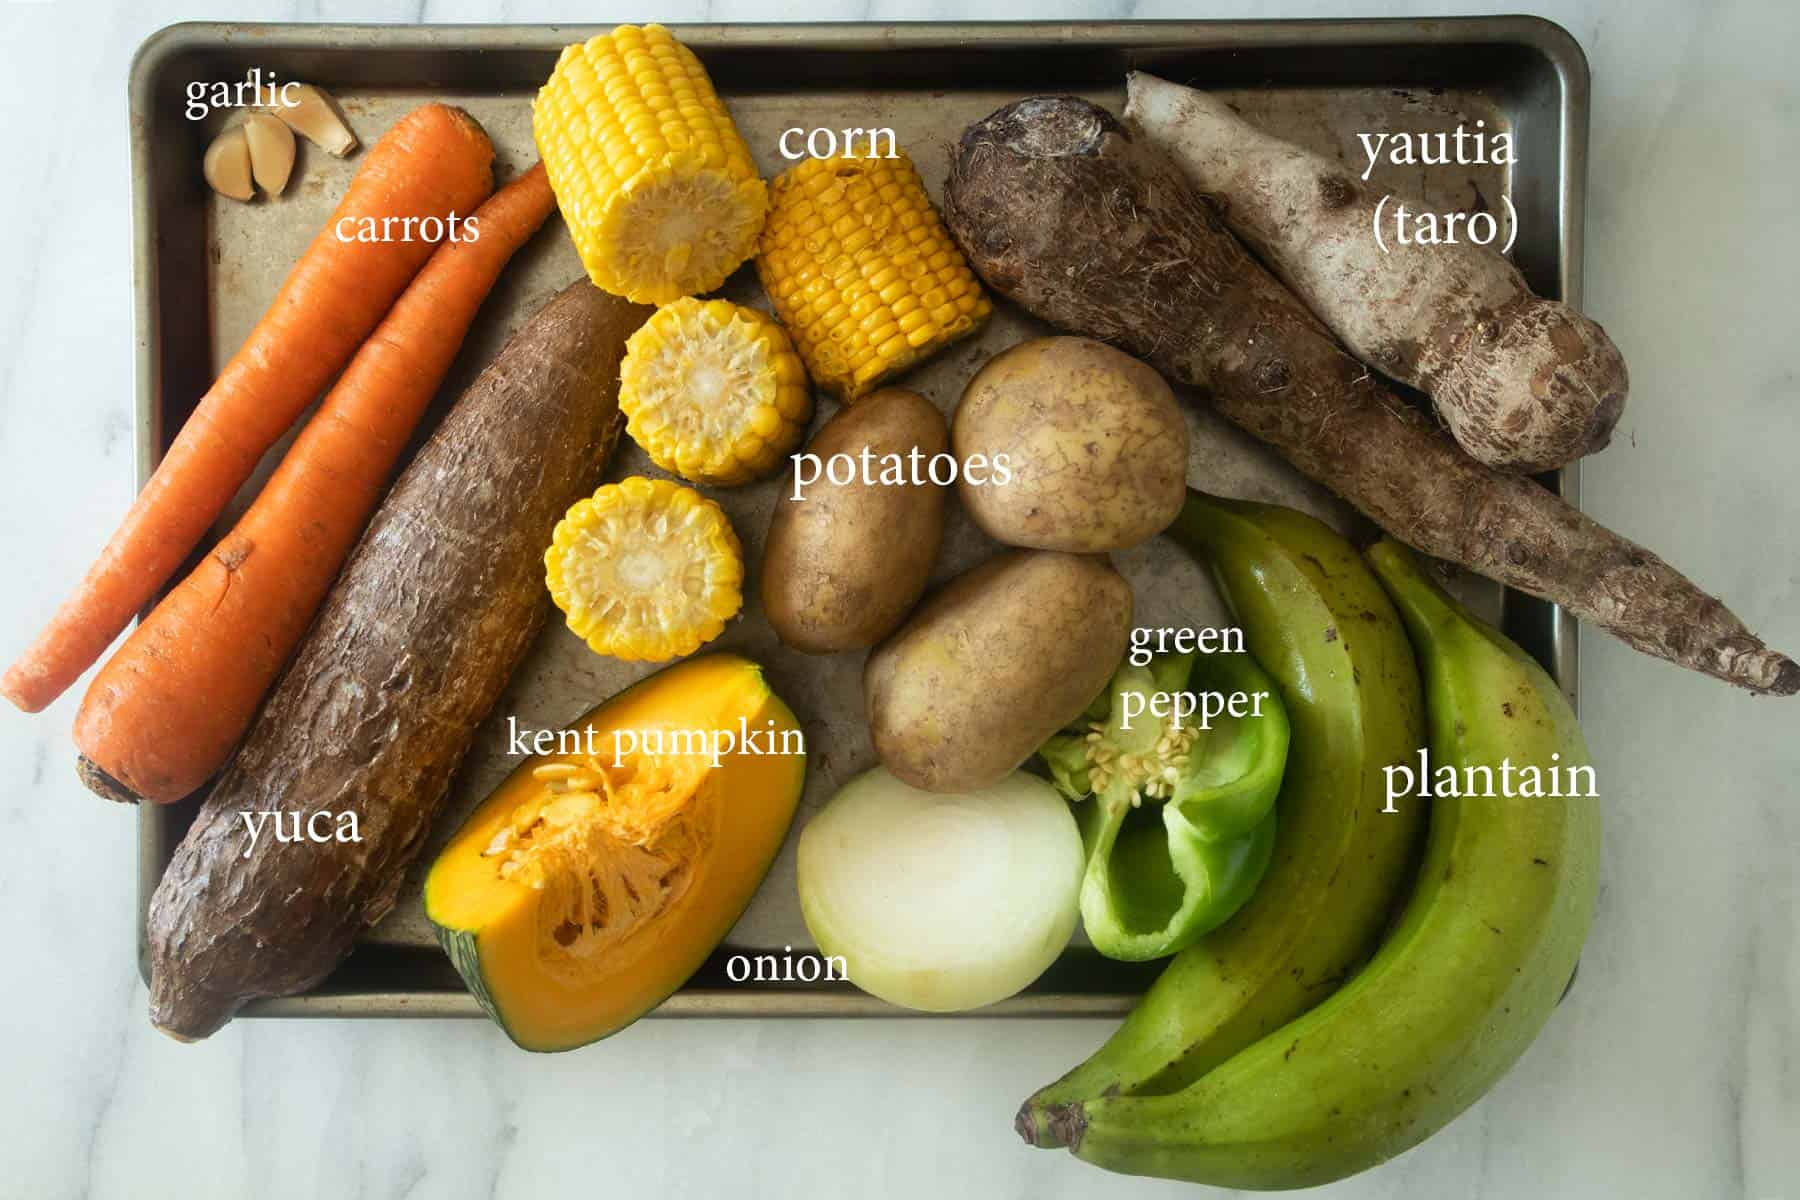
[1057,540,1601,1189]
[1021,494,1426,1145]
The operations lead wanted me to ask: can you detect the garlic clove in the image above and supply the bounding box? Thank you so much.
[203,126,255,202]
[272,84,358,158]
[242,112,296,196]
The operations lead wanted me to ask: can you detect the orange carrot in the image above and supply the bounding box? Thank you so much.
[72,164,555,804]
[2,104,495,713]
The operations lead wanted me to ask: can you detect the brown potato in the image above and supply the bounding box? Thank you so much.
[761,388,950,653]
[953,336,1188,552]
[865,549,1132,793]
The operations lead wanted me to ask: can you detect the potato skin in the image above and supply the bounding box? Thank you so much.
[762,388,949,653]
[954,336,1187,552]
[865,549,1132,793]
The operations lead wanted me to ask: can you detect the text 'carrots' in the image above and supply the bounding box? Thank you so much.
[2,103,495,714]
[72,163,556,804]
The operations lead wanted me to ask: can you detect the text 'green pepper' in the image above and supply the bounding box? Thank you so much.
[1039,650,1289,962]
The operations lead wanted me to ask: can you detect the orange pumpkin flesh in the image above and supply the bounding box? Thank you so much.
[425,654,805,1051]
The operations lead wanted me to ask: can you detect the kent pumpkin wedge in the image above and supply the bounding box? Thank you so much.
[425,654,806,1052]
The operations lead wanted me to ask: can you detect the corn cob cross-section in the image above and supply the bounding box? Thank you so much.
[546,477,744,663]
[620,298,812,487]
[758,153,992,401]
[534,25,768,305]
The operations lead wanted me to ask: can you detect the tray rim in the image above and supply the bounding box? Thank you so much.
[128,15,1588,1022]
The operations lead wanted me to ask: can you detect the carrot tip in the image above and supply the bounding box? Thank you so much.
[76,755,142,805]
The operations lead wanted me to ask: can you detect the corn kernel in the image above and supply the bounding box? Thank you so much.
[619,298,812,487]
[545,477,744,662]
[756,152,992,401]
[535,25,767,304]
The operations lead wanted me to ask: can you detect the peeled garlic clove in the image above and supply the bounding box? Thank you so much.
[203,126,254,202]
[242,112,295,196]
[272,84,358,158]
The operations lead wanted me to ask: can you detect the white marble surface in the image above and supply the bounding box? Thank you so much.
[1,1,1796,1196]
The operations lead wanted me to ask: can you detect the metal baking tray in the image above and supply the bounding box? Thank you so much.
[129,18,1587,1020]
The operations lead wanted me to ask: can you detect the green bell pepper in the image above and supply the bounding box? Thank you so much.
[1039,649,1289,962]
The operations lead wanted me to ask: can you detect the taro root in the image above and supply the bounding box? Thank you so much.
[940,95,1796,696]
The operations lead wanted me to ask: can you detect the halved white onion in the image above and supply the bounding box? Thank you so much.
[797,766,1083,1012]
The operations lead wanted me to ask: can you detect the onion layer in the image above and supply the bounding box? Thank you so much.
[796,766,1083,1012]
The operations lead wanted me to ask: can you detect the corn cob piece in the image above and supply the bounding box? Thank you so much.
[757,153,992,400]
[620,298,812,486]
[546,476,743,662]
[534,25,768,305]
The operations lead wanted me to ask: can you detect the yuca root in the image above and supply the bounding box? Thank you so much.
[146,281,649,1040]
[1124,73,1627,475]
[942,97,1796,696]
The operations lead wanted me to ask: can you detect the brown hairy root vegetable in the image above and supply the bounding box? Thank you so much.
[943,97,1796,696]
[1125,72,1627,474]
[146,281,652,1039]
